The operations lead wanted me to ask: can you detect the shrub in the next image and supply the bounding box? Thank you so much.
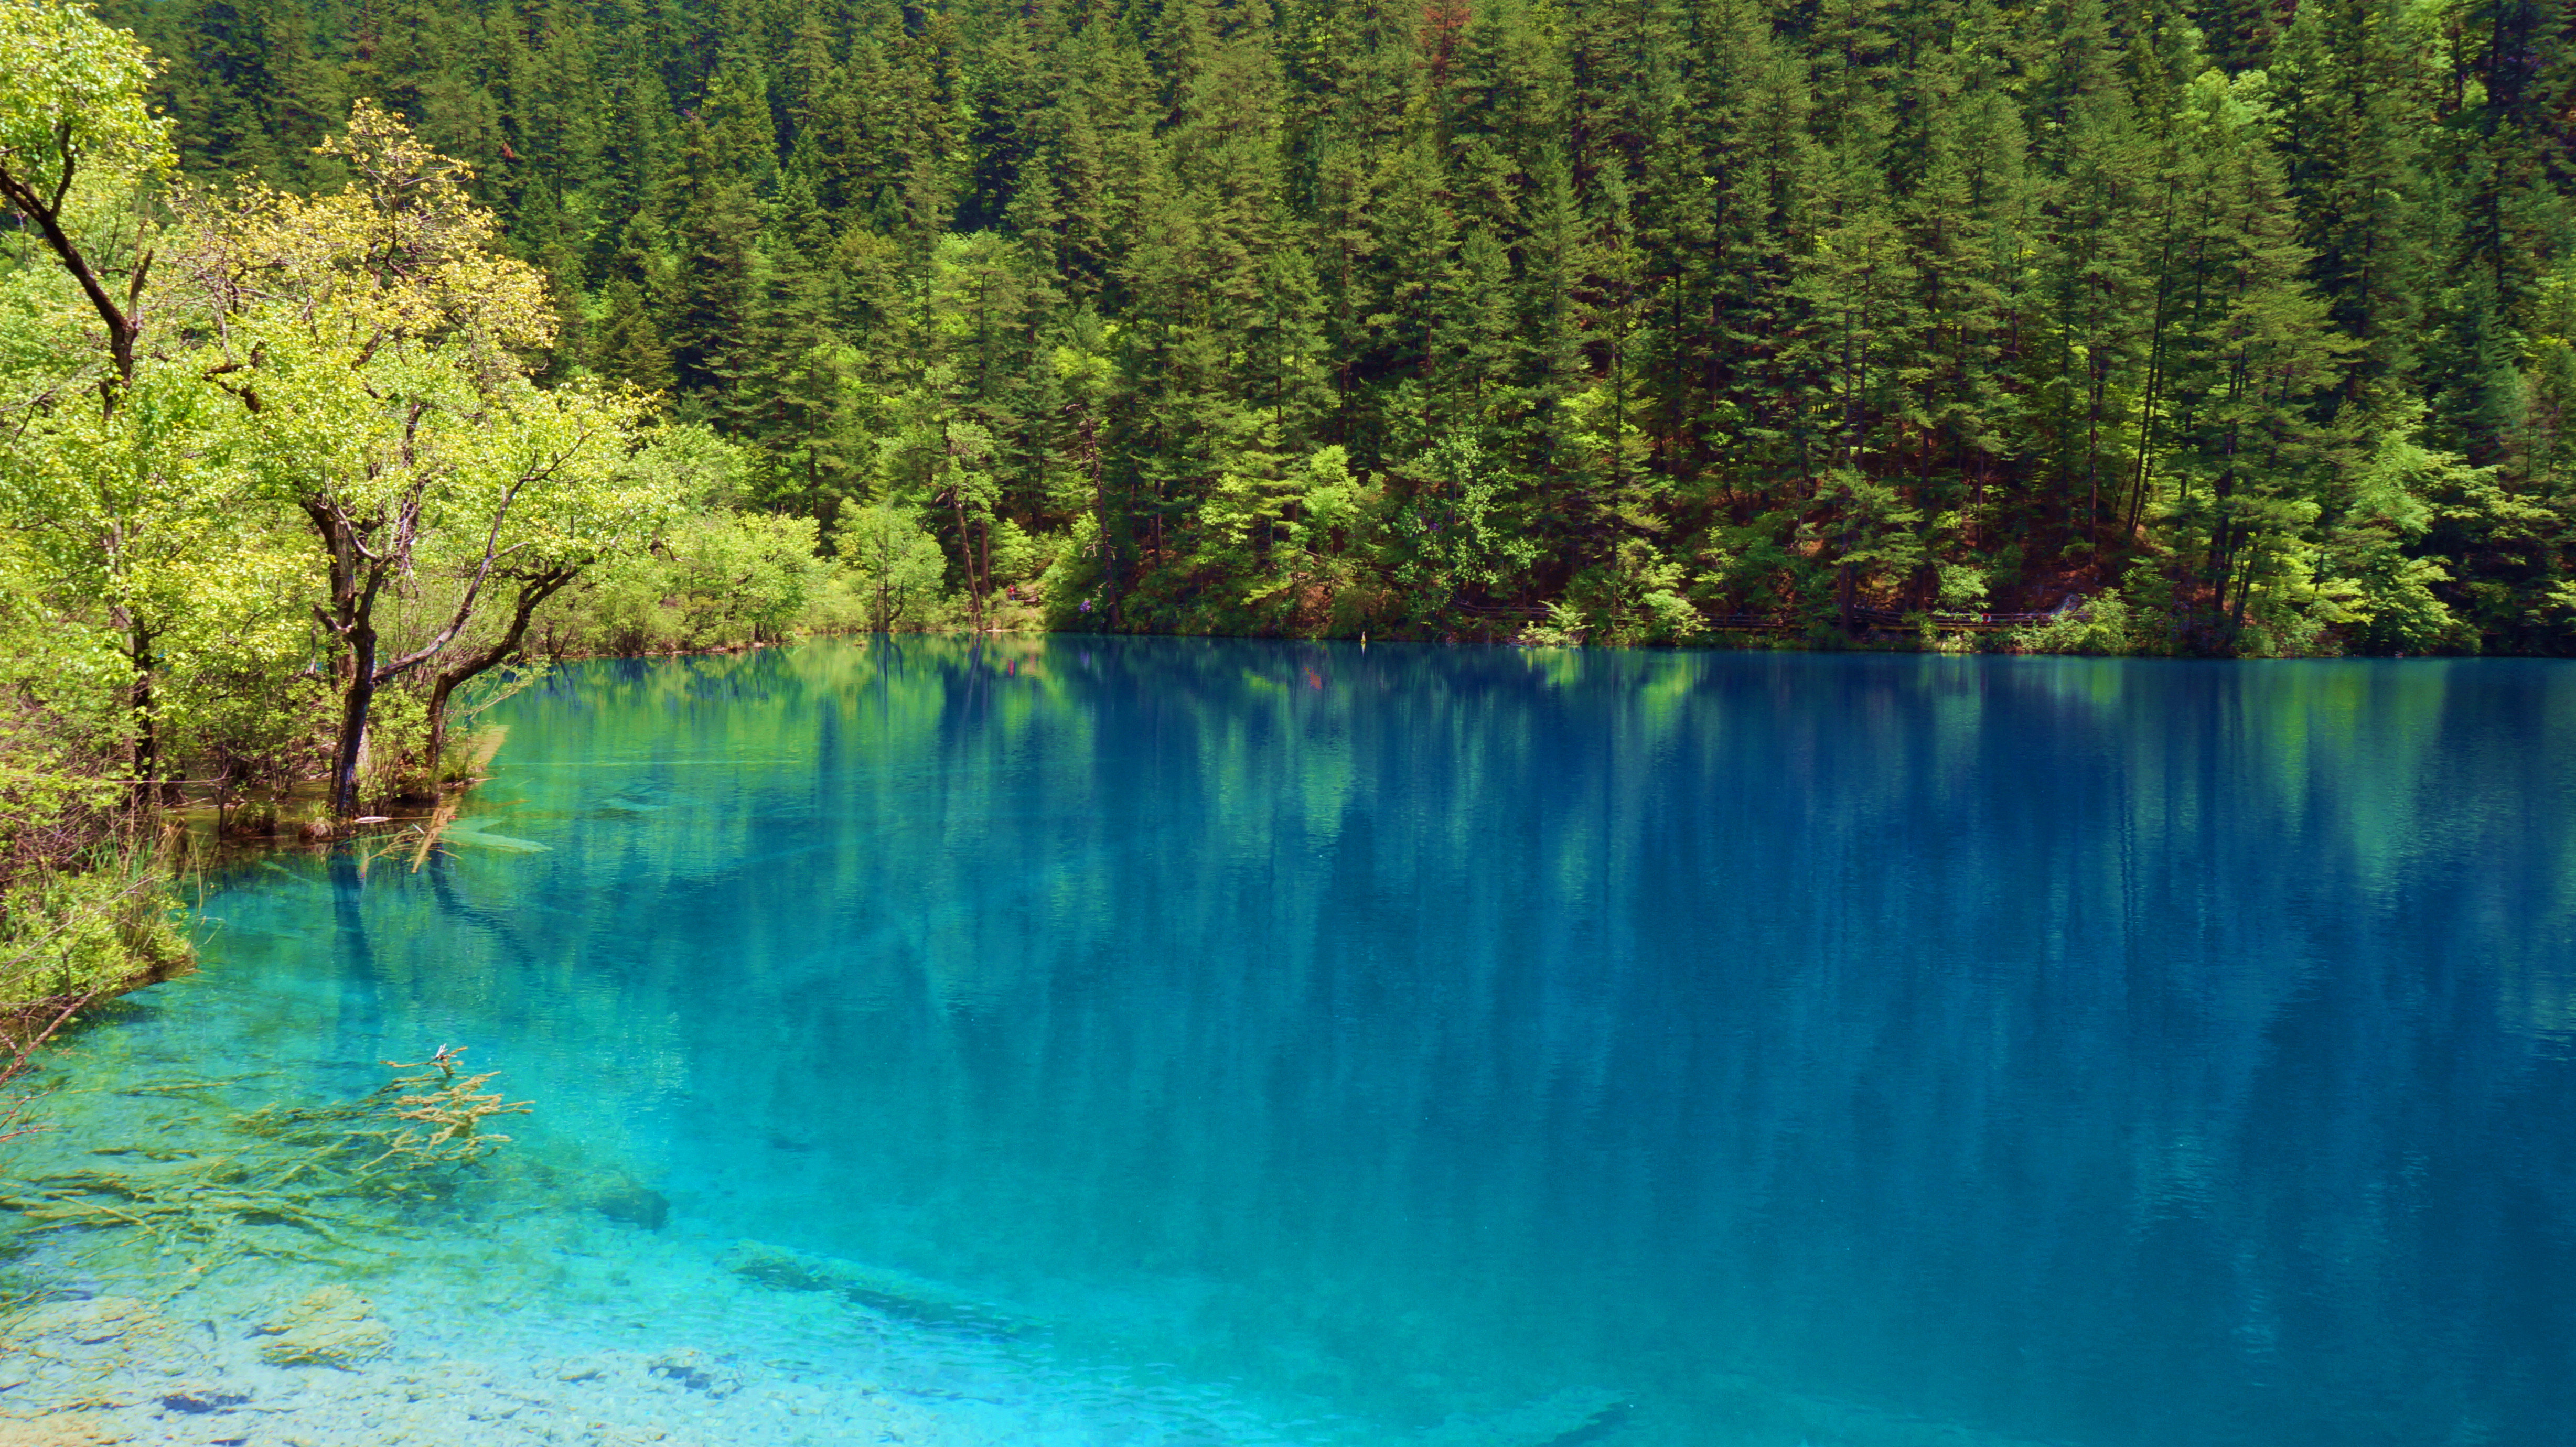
[2011,591,2135,655]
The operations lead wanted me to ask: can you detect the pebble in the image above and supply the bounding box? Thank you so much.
[0,1205,1292,1447]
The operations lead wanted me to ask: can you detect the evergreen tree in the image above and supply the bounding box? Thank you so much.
[85,0,2576,652]
[595,274,677,395]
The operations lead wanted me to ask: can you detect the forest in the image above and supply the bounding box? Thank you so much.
[2,0,2574,1017]
[78,0,2576,657]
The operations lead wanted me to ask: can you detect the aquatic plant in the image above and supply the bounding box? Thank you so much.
[0,1048,528,1289]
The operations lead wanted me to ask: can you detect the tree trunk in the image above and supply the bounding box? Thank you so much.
[0,163,143,399]
[874,532,893,631]
[950,485,986,633]
[131,672,164,804]
[329,621,379,818]
[121,621,164,803]
[422,674,461,786]
[424,570,577,779]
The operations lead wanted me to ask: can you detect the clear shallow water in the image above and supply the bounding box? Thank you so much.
[30,640,2576,1445]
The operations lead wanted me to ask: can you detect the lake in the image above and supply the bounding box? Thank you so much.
[17,638,2576,1445]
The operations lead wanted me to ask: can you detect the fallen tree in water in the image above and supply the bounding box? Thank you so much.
[0,1046,528,1290]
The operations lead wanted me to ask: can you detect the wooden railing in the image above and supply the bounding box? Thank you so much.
[1445,601,2084,634]
[1848,606,2069,632]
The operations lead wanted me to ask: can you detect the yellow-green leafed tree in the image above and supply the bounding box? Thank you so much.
[0,0,168,392]
[0,373,297,795]
[167,102,679,813]
[0,0,225,796]
[0,2,197,1018]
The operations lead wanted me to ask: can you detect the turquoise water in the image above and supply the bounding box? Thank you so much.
[30,640,2576,1445]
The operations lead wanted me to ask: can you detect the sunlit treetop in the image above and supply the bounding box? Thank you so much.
[171,100,553,382]
[0,0,171,202]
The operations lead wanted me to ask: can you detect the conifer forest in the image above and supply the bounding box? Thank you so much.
[79,0,2576,655]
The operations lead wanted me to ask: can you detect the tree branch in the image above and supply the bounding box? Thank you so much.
[0,157,137,391]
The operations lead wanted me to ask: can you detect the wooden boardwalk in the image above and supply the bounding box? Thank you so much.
[1453,604,2072,634]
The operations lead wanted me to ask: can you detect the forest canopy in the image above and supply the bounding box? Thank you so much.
[62,0,2576,656]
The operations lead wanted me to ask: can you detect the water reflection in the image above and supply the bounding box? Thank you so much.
[190,641,2576,1446]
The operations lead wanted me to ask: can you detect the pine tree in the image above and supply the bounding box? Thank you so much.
[667,117,769,427]
[2273,0,2437,405]
[2153,70,2351,644]
[2022,54,2155,558]
[595,274,677,395]
[96,0,2576,649]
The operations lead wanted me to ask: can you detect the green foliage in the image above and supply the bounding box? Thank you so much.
[0,856,188,1008]
[0,0,172,199]
[0,541,191,1013]
[535,511,833,655]
[2319,406,2478,654]
[833,503,952,633]
[71,0,2542,655]
[1554,541,1707,647]
[132,102,692,812]
[0,69,771,1017]
[2012,592,2139,656]
[1384,432,1538,617]
[652,512,828,643]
